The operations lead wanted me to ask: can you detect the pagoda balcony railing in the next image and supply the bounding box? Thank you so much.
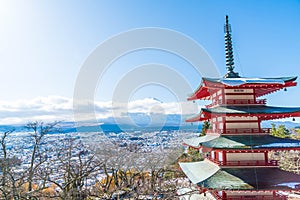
[206,128,271,134]
[208,158,279,167]
[206,99,266,108]
[211,191,286,200]
[211,191,288,200]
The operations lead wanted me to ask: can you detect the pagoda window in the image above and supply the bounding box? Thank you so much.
[219,123,223,129]
[211,151,215,159]
[218,95,222,100]
[218,152,223,162]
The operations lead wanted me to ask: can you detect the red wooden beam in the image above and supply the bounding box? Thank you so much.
[188,80,297,101]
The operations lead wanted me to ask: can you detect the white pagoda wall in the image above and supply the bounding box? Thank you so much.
[226,116,258,121]
[226,152,265,161]
[224,89,254,93]
[224,88,255,102]
[225,94,254,99]
[226,122,259,129]
[225,116,259,129]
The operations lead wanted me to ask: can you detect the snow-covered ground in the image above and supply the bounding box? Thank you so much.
[177,188,215,200]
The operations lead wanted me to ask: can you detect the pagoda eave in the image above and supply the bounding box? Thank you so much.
[188,77,297,101]
[200,167,300,191]
[199,135,300,150]
[185,114,208,122]
[186,111,300,123]
[180,160,300,191]
[259,112,300,120]
[207,147,300,151]
[187,86,211,101]
[207,112,300,121]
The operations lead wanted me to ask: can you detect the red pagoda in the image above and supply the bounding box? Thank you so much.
[180,16,300,200]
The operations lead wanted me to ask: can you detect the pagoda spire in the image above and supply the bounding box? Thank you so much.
[224,15,240,78]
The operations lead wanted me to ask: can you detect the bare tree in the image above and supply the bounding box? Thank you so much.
[23,121,59,198]
[0,130,14,198]
[0,130,25,200]
[88,133,184,199]
[275,150,300,174]
[42,135,102,200]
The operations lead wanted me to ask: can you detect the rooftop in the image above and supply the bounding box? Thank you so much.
[183,135,219,148]
[202,105,300,115]
[203,76,297,87]
[188,76,297,101]
[186,105,300,122]
[202,168,300,190]
[180,160,300,190]
[202,135,300,149]
[179,160,220,184]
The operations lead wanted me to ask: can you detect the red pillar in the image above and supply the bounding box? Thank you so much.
[273,191,276,198]
[264,151,268,165]
[223,118,226,134]
[223,151,227,165]
[222,191,227,199]
[258,119,262,132]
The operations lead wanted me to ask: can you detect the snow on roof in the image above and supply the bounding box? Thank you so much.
[203,168,300,190]
[202,135,300,149]
[255,142,300,148]
[221,78,285,86]
[183,135,219,148]
[179,159,220,184]
[202,105,300,115]
[203,76,297,86]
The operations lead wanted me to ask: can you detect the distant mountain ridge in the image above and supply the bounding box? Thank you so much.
[0,118,299,134]
[0,121,201,134]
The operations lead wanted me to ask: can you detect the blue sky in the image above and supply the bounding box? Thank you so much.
[1,1,300,124]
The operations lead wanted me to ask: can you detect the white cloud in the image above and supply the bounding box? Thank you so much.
[0,96,200,125]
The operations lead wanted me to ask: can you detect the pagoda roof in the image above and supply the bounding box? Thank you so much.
[179,160,220,184]
[203,105,300,115]
[183,135,219,148]
[201,135,300,149]
[203,76,297,86]
[188,76,297,100]
[180,160,300,190]
[186,105,300,122]
[202,167,300,190]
